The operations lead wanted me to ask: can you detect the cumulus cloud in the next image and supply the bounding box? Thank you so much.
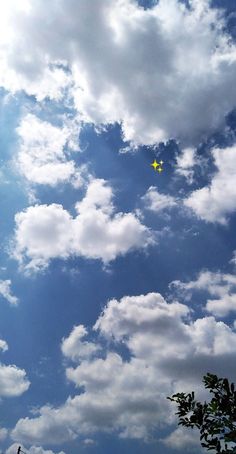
[0,279,19,305]
[0,1,71,101]
[13,179,152,271]
[206,295,236,318]
[11,292,236,446]
[0,363,30,397]
[0,339,30,398]
[171,270,236,317]
[142,186,177,212]
[61,325,101,362]
[185,145,236,224]
[16,114,83,187]
[0,1,236,145]
[6,443,65,454]
[94,292,190,341]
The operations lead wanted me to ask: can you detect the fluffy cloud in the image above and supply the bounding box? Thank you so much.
[13,179,152,271]
[11,292,236,446]
[16,114,82,187]
[0,363,30,397]
[0,279,19,305]
[172,270,236,317]
[13,203,72,271]
[142,187,177,212]
[1,1,236,145]
[6,443,65,454]
[0,1,71,101]
[185,145,236,224]
[206,295,236,318]
[94,292,189,340]
[0,339,30,398]
[61,325,101,362]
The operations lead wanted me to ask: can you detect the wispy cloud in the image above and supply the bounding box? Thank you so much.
[0,280,18,305]
[142,186,177,212]
[171,270,236,317]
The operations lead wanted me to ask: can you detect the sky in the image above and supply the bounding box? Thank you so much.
[0,0,236,453]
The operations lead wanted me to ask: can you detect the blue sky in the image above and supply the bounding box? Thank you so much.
[0,1,236,453]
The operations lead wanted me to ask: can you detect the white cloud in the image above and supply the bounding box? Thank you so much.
[61,325,101,362]
[83,438,96,446]
[0,339,8,353]
[11,352,173,445]
[0,279,19,305]
[185,145,236,224]
[171,270,236,296]
[230,250,236,267]
[176,147,196,183]
[0,427,8,441]
[13,179,152,271]
[186,316,236,356]
[206,295,236,318]
[161,426,203,452]
[142,186,177,212]
[94,292,190,341]
[171,270,236,317]
[0,1,236,145]
[6,443,65,454]
[177,148,196,169]
[0,0,71,102]
[0,363,30,397]
[0,340,30,398]
[16,114,83,187]
[14,203,73,271]
[11,292,236,446]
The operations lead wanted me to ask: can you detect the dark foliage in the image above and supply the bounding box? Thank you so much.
[167,373,236,453]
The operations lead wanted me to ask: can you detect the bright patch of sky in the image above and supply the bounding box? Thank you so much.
[0,1,236,453]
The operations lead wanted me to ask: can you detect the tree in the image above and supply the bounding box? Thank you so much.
[167,373,236,453]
